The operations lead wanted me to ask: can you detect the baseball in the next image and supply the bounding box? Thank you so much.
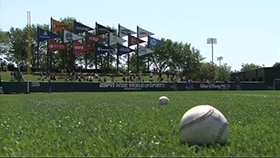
[179,105,229,145]
[158,96,169,105]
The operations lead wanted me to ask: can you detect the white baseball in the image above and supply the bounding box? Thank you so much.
[179,105,229,145]
[158,96,169,105]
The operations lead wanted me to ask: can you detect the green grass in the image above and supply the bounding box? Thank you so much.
[1,91,280,157]
[0,71,39,82]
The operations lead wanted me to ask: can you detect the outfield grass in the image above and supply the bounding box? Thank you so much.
[0,91,279,157]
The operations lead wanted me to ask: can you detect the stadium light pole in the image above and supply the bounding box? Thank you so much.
[27,11,32,75]
[207,38,217,64]
[217,56,223,66]
[207,38,217,81]
[26,11,32,94]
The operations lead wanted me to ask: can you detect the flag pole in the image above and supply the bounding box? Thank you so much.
[94,22,98,69]
[36,36,39,70]
[94,43,98,70]
[85,31,89,69]
[71,40,75,71]
[127,48,130,75]
[47,40,52,70]
[46,39,49,70]
[136,25,139,74]
[36,26,40,70]
[116,24,120,75]
[107,32,110,73]
[72,25,76,71]
[49,17,53,72]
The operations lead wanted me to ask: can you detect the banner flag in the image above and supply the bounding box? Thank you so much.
[96,22,115,35]
[74,21,94,34]
[108,32,126,46]
[63,30,84,43]
[137,26,154,38]
[38,27,60,42]
[96,43,115,55]
[86,32,105,44]
[48,39,68,52]
[138,45,154,56]
[148,36,164,48]
[118,24,136,37]
[128,34,145,46]
[51,17,71,32]
[117,44,134,55]
[73,41,92,54]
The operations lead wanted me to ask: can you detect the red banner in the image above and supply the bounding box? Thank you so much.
[48,40,68,52]
[51,18,71,32]
[128,34,145,46]
[73,41,92,54]
[86,32,105,44]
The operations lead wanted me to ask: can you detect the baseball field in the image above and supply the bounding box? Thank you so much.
[0,91,279,157]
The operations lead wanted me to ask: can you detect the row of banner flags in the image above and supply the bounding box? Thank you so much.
[37,17,165,57]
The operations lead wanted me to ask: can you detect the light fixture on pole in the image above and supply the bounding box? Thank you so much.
[217,56,223,66]
[206,38,217,64]
[27,11,31,75]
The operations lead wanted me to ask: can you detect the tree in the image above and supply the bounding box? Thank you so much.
[8,27,28,66]
[7,23,45,71]
[0,31,11,55]
[149,39,204,78]
[195,62,213,81]
[0,31,14,70]
[0,31,9,44]
[150,39,175,72]
[174,45,204,78]
[129,52,148,73]
[241,63,262,72]
[272,62,280,68]
[214,63,231,81]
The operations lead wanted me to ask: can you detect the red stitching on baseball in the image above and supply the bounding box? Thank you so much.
[215,121,229,143]
[180,107,215,132]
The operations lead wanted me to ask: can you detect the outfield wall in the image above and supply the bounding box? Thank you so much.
[0,81,269,94]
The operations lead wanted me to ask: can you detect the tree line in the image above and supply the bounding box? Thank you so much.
[0,17,275,81]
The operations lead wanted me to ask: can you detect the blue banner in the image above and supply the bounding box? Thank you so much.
[74,21,94,34]
[117,44,134,55]
[38,27,60,42]
[96,43,115,55]
[148,36,164,48]
[96,22,114,35]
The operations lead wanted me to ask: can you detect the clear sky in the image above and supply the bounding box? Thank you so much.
[1,0,280,71]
